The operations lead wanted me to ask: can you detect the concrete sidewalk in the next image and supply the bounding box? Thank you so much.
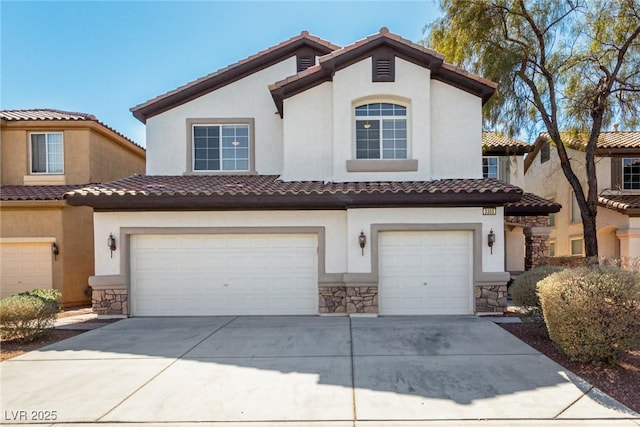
[1,316,638,426]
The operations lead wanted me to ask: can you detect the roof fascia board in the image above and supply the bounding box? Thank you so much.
[595,148,640,156]
[66,191,521,210]
[131,38,335,123]
[272,37,496,116]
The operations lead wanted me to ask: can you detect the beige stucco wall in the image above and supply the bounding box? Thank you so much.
[89,129,145,182]
[1,120,145,185]
[524,145,630,258]
[0,203,93,307]
[0,203,94,306]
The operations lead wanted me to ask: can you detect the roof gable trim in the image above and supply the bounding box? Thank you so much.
[131,35,338,123]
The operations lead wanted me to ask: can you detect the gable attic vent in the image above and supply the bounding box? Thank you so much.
[297,56,314,72]
[372,53,395,82]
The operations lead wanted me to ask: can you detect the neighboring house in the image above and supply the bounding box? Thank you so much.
[525,129,640,260]
[0,109,145,307]
[482,132,560,275]
[66,29,555,316]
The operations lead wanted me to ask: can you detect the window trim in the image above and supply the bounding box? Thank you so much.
[482,156,499,179]
[29,132,64,175]
[570,237,584,256]
[186,118,255,175]
[352,100,410,161]
[622,157,640,190]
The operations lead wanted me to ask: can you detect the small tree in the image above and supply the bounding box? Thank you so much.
[426,0,640,259]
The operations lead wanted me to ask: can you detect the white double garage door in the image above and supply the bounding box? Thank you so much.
[130,231,473,316]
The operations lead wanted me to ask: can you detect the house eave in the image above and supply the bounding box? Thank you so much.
[67,191,521,211]
[131,38,336,123]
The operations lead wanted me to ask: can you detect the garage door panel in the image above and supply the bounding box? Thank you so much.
[131,234,318,316]
[379,231,473,315]
[1,243,53,299]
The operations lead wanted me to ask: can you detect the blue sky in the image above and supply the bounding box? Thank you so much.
[1,1,442,146]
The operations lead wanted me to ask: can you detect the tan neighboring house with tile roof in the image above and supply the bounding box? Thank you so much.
[524,130,640,260]
[1,109,145,307]
[481,132,560,275]
[66,29,556,317]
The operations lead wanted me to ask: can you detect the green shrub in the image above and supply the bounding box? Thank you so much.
[0,290,61,342]
[511,265,564,309]
[538,266,640,365]
[510,266,564,335]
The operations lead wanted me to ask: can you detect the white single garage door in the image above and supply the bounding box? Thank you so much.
[379,230,473,315]
[130,234,318,316]
[1,241,53,299]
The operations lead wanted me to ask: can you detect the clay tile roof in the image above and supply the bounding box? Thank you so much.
[598,194,640,216]
[504,192,561,215]
[1,184,92,201]
[130,31,340,123]
[482,131,532,155]
[0,109,96,121]
[538,131,640,151]
[0,109,143,151]
[64,175,523,210]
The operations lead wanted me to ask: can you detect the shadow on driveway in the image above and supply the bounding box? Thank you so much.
[1,316,637,424]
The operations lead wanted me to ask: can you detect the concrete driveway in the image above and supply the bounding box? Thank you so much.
[1,316,638,426]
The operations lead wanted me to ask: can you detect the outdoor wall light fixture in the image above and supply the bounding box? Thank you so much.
[359,230,367,255]
[51,242,59,260]
[107,233,117,258]
[488,228,496,254]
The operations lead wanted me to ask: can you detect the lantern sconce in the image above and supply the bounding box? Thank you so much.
[107,233,117,258]
[358,230,367,256]
[488,228,496,254]
[51,242,59,260]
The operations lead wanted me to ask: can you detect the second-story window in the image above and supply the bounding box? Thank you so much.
[622,158,640,190]
[30,132,63,174]
[193,124,249,171]
[482,157,498,178]
[355,103,407,160]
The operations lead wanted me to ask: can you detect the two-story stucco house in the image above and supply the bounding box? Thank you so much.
[1,109,145,307]
[525,129,640,260]
[66,29,556,316]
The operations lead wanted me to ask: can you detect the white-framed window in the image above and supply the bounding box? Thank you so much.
[192,124,249,171]
[549,241,556,257]
[30,132,63,174]
[570,238,584,256]
[482,157,498,178]
[355,103,407,159]
[571,191,582,223]
[622,158,640,190]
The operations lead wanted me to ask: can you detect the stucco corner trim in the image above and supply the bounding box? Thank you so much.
[89,275,128,290]
[475,271,510,285]
[346,159,418,172]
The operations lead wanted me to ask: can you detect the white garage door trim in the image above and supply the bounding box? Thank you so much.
[130,233,319,316]
[1,238,55,299]
[378,230,474,315]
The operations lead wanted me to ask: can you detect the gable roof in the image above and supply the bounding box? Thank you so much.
[270,28,497,117]
[130,31,339,123]
[482,131,532,156]
[64,175,523,210]
[525,130,640,172]
[504,192,561,215]
[0,109,144,153]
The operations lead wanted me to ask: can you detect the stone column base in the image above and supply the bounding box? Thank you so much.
[319,286,378,314]
[475,285,508,313]
[92,289,128,315]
